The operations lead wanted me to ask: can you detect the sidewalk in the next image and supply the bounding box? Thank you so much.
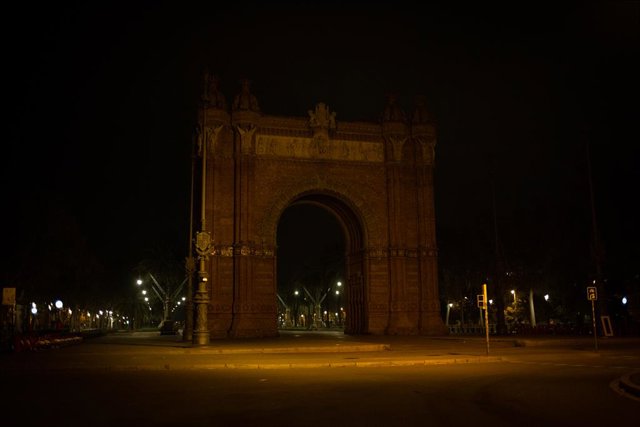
[115,331,640,397]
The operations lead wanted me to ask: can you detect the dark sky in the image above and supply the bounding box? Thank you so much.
[3,2,638,299]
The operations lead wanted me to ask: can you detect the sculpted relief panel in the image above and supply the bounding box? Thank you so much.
[255,135,384,163]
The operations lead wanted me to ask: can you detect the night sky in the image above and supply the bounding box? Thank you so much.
[3,2,638,304]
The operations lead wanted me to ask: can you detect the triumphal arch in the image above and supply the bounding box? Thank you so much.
[195,74,445,339]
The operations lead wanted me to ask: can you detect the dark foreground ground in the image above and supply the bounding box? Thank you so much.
[1,331,638,427]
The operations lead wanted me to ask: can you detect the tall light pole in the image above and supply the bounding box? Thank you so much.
[193,116,213,346]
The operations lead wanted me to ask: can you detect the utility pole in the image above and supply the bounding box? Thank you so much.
[586,140,607,317]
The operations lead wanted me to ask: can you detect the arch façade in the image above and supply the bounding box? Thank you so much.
[196,79,446,339]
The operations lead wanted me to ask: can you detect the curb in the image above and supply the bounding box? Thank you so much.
[615,373,640,401]
[192,344,391,354]
[0,356,504,372]
[192,356,504,370]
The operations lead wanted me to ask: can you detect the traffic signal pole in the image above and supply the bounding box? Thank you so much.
[483,283,489,356]
[587,286,598,352]
[478,284,490,356]
[591,299,598,352]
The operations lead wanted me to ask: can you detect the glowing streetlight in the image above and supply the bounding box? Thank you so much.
[55,300,63,309]
[137,279,143,286]
[544,294,549,301]
[622,297,628,305]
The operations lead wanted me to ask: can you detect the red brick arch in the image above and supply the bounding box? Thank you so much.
[199,100,445,338]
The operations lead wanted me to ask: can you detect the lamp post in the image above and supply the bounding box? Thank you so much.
[294,290,299,327]
[30,303,38,331]
[336,281,342,326]
[53,300,63,330]
[544,293,551,324]
[192,101,210,346]
[192,102,224,345]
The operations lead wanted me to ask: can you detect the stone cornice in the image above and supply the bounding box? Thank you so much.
[365,245,438,259]
[210,243,276,258]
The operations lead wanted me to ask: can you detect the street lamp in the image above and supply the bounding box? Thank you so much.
[543,293,552,325]
[192,94,225,346]
[294,291,299,327]
[510,289,516,303]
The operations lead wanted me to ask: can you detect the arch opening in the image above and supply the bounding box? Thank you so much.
[275,193,366,334]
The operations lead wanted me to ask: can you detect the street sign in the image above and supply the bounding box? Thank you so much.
[476,294,486,309]
[587,286,598,301]
[2,287,16,305]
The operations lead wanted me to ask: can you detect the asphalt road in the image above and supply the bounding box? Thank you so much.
[1,332,638,427]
